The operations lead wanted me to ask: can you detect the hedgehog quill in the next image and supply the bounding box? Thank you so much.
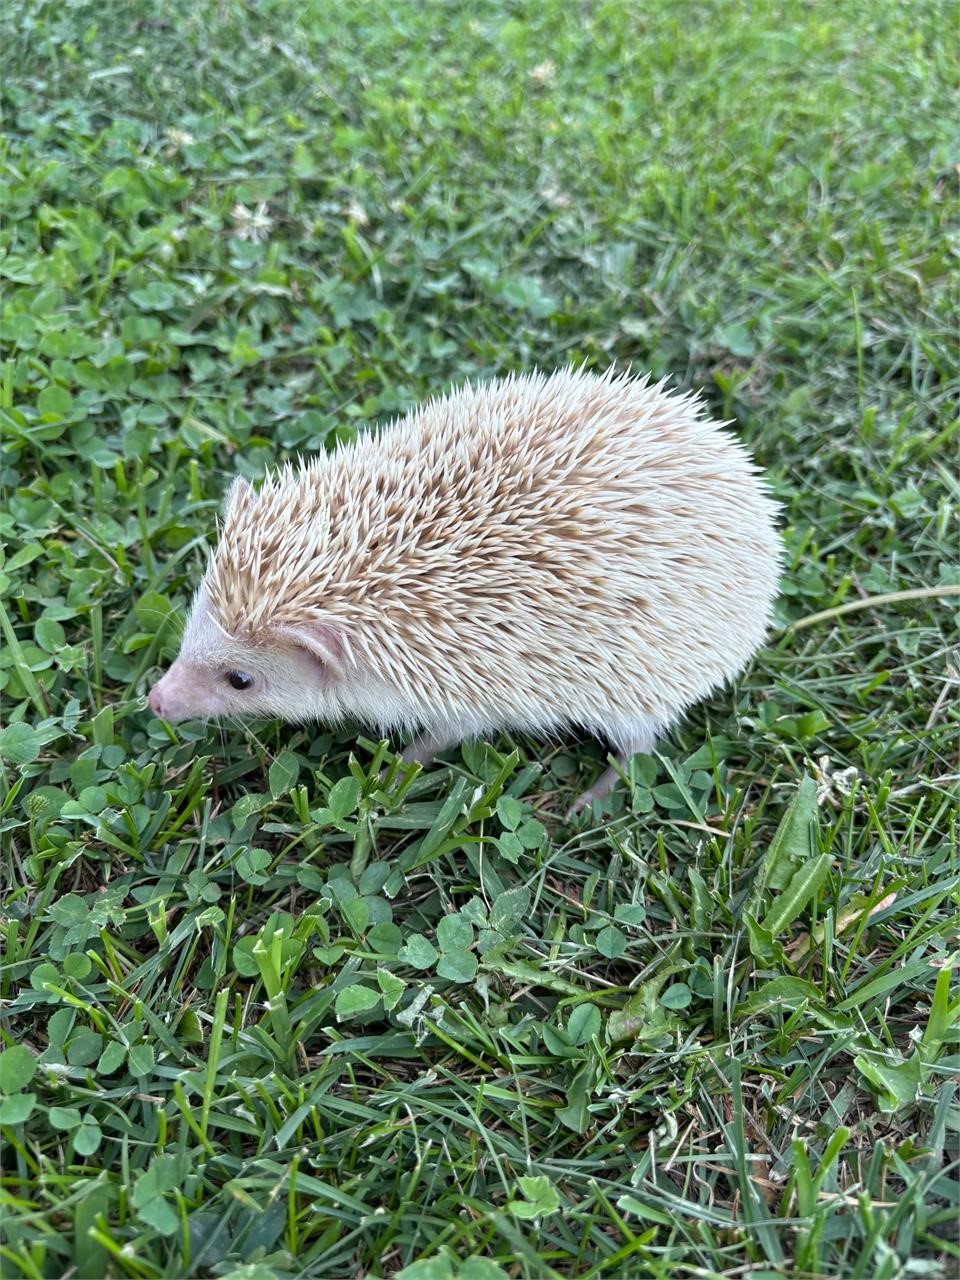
[148,368,782,812]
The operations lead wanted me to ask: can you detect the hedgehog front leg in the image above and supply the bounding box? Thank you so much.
[401,726,463,767]
[568,766,621,816]
[568,718,660,817]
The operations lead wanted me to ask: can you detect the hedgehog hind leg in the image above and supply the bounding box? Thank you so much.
[567,715,662,818]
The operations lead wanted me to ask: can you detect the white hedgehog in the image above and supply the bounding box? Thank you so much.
[148,368,782,812]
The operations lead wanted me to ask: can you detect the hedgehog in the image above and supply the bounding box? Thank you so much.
[148,367,782,813]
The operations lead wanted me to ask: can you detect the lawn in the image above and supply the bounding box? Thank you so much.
[1,0,958,1276]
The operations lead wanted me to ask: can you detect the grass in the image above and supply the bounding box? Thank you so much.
[1,0,958,1276]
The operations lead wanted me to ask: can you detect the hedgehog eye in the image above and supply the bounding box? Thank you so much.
[225,670,255,691]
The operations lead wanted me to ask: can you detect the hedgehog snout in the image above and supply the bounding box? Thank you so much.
[148,659,209,723]
[148,672,190,722]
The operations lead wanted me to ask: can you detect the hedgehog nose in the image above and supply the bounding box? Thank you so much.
[148,683,165,717]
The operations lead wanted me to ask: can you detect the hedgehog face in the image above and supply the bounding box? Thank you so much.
[147,585,345,724]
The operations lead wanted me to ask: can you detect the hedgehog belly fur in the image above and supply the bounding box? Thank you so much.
[202,367,782,755]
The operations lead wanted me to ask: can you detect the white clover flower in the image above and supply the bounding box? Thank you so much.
[344,198,370,226]
[813,754,860,807]
[166,128,195,151]
[231,201,274,243]
[529,60,556,85]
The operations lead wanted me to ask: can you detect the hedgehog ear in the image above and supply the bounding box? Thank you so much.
[280,622,350,678]
[224,477,253,519]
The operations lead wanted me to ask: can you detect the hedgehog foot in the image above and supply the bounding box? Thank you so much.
[567,764,622,818]
[568,718,662,818]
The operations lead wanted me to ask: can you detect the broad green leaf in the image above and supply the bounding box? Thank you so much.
[567,1003,601,1046]
[35,617,66,652]
[398,933,439,970]
[614,904,646,926]
[136,1196,180,1236]
[37,384,73,417]
[233,937,260,978]
[0,723,42,765]
[0,1044,37,1093]
[367,922,403,954]
[556,1062,593,1133]
[47,1008,75,1049]
[66,1032,103,1067]
[497,275,557,317]
[745,913,785,966]
[0,1093,36,1124]
[218,1268,284,1280]
[236,848,272,885]
[660,982,692,1010]
[515,1174,561,1215]
[334,985,380,1019]
[128,1043,155,1077]
[176,1010,204,1046]
[496,832,523,863]
[97,1041,128,1075]
[517,818,546,849]
[921,965,960,1053]
[750,775,819,905]
[855,1048,924,1113]
[508,1182,561,1217]
[377,968,406,1011]
[713,321,755,357]
[73,1119,103,1155]
[607,963,688,1044]
[62,952,92,980]
[132,592,178,637]
[49,1106,82,1130]
[541,1024,577,1057]
[739,976,821,1017]
[359,862,391,895]
[327,776,360,820]
[133,1153,188,1203]
[436,950,478,983]
[342,896,370,934]
[760,854,832,937]
[129,281,181,310]
[496,796,523,830]
[30,962,60,990]
[489,886,530,935]
[436,914,473,952]
[459,897,489,927]
[268,751,300,799]
[73,1181,111,1280]
[395,1257,455,1280]
[460,1260,510,1280]
[596,925,626,959]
